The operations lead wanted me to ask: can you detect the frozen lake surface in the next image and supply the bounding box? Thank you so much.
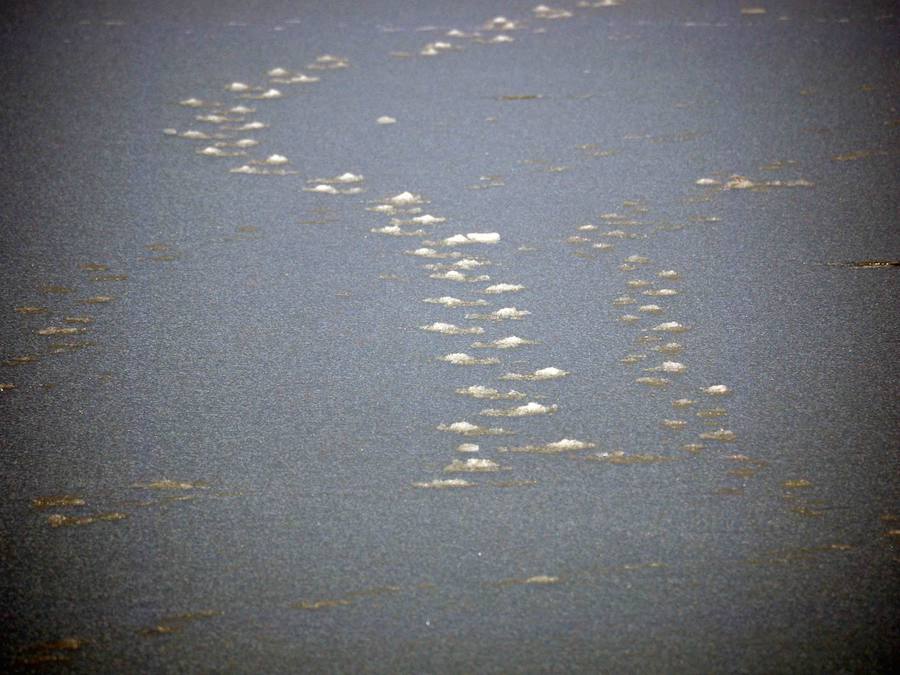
[1,0,898,671]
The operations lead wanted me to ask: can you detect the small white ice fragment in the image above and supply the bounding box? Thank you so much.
[483,283,524,294]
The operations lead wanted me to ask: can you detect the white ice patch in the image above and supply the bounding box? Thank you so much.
[198,146,244,157]
[652,322,688,332]
[242,88,282,99]
[438,353,501,365]
[442,232,500,246]
[483,283,524,294]
[522,575,559,584]
[308,54,350,70]
[229,164,298,176]
[695,177,721,186]
[447,258,488,269]
[180,130,211,139]
[499,438,596,454]
[481,401,557,417]
[226,82,250,92]
[657,270,679,279]
[423,296,488,308]
[466,307,531,321]
[533,4,574,19]
[457,443,480,453]
[264,154,289,165]
[290,73,320,84]
[195,114,230,123]
[636,376,670,387]
[482,16,522,31]
[305,184,363,195]
[646,361,686,374]
[643,289,678,297]
[472,335,537,349]
[409,214,445,225]
[312,172,364,184]
[420,322,484,335]
[638,304,663,314]
[704,384,731,395]
[179,97,205,107]
[723,175,814,190]
[603,230,639,239]
[443,458,501,473]
[409,248,439,257]
[455,385,526,400]
[699,428,737,441]
[235,121,268,131]
[270,70,320,84]
[436,421,511,435]
[420,41,457,56]
[500,367,568,381]
[376,115,397,125]
[430,270,490,282]
[388,191,426,206]
[371,225,425,236]
[413,478,474,489]
[654,342,683,354]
